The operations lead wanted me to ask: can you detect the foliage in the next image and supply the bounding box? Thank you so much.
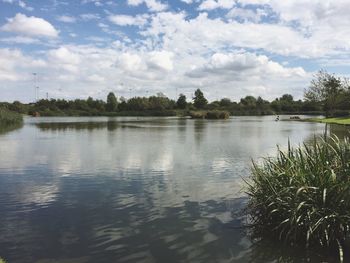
[176,93,187,109]
[246,136,350,262]
[106,92,118,112]
[305,70,349,117]
[206,110,230,119]
[193,89,208,109]
[189,110,230,119]
[2,71,350,117]
[189,111,206,119]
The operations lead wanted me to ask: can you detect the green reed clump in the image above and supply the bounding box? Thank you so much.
[189,110,230,119]
[0,107,23,126]
[206,110,230,119]
[246,136,350,262]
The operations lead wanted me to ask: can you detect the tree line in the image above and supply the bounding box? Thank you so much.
[1,70,349,117]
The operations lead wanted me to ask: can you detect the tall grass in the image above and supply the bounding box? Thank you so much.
[0,107,23,126]
[246,136,350,262]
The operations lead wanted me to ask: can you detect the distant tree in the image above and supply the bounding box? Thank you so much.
[304,70,348,117]
[280,94,294,102]
[176,94,187,109]
[117,96,126,111]
[149,96,171,111]
[240,96,257,107]
[106,92,118,112]
[193,89,208,109]
[127,97,149,111]
[87,96,94,107]
[279,94,296,112]
[219,98,232,107]
[156,92,167,98]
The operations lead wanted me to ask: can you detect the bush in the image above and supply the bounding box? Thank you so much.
[189,110,230,119]
[206,110,230,119]
[333,110,350,117]
[189,111,206,119]
[246,136,350,262]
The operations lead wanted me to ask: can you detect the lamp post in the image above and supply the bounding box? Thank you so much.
[32,73,37,102]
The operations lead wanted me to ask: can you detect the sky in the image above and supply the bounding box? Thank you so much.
[0,0,350,102]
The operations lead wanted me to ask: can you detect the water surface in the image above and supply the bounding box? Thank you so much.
[0,116,344,262]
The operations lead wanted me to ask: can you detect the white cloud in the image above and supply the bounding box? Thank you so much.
[147,51,174,71]
[187,52,305,78]
[181,0,194,3]
[226,7,266,22]
[142,11,332,58]
[1,0,34,11]
[6,2,350,102]
[18,0,34,11]
[185,52,307,99]
[48,47,81,73]
[0,36,40,44]
[127,0,168,12]
[116,53,144,72]
[1,13,59,38]
[108,14,149,27]
[0,48,46,81]
[199,0,236,10]
[80,13,100,21]
[57,15,76,23]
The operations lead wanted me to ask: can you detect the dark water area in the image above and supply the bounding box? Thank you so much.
[0,116,348,262]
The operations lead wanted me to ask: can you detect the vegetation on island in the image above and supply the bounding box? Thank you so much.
[246,136,350,262]
[189,110,230,119]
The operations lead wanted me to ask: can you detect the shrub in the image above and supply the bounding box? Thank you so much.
[333,110,350,117]
[189,111,206,119]
[206,110,230,119]
[246,136,350,262]
[189,110,230,119]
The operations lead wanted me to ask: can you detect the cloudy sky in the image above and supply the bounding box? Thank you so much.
[0,0,349,102]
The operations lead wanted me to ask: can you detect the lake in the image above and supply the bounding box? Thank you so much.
[0,116,347,262]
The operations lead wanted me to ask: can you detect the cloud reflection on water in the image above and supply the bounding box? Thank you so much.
[0,116,339,262]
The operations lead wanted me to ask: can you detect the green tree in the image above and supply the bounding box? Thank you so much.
[219,98,232,107]
[176,94,187,109]
[240,96,257,108]
[106,92,118,112]
[304,70,348,117]
[193,89,208,109]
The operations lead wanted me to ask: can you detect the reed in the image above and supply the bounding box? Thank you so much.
[189,110,230,119]
[0,107,23,126]
[246,136,350,262]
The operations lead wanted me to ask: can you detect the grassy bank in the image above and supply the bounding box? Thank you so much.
[246,136,350,262]
[306,117,350,125]
[0,108,23,126]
